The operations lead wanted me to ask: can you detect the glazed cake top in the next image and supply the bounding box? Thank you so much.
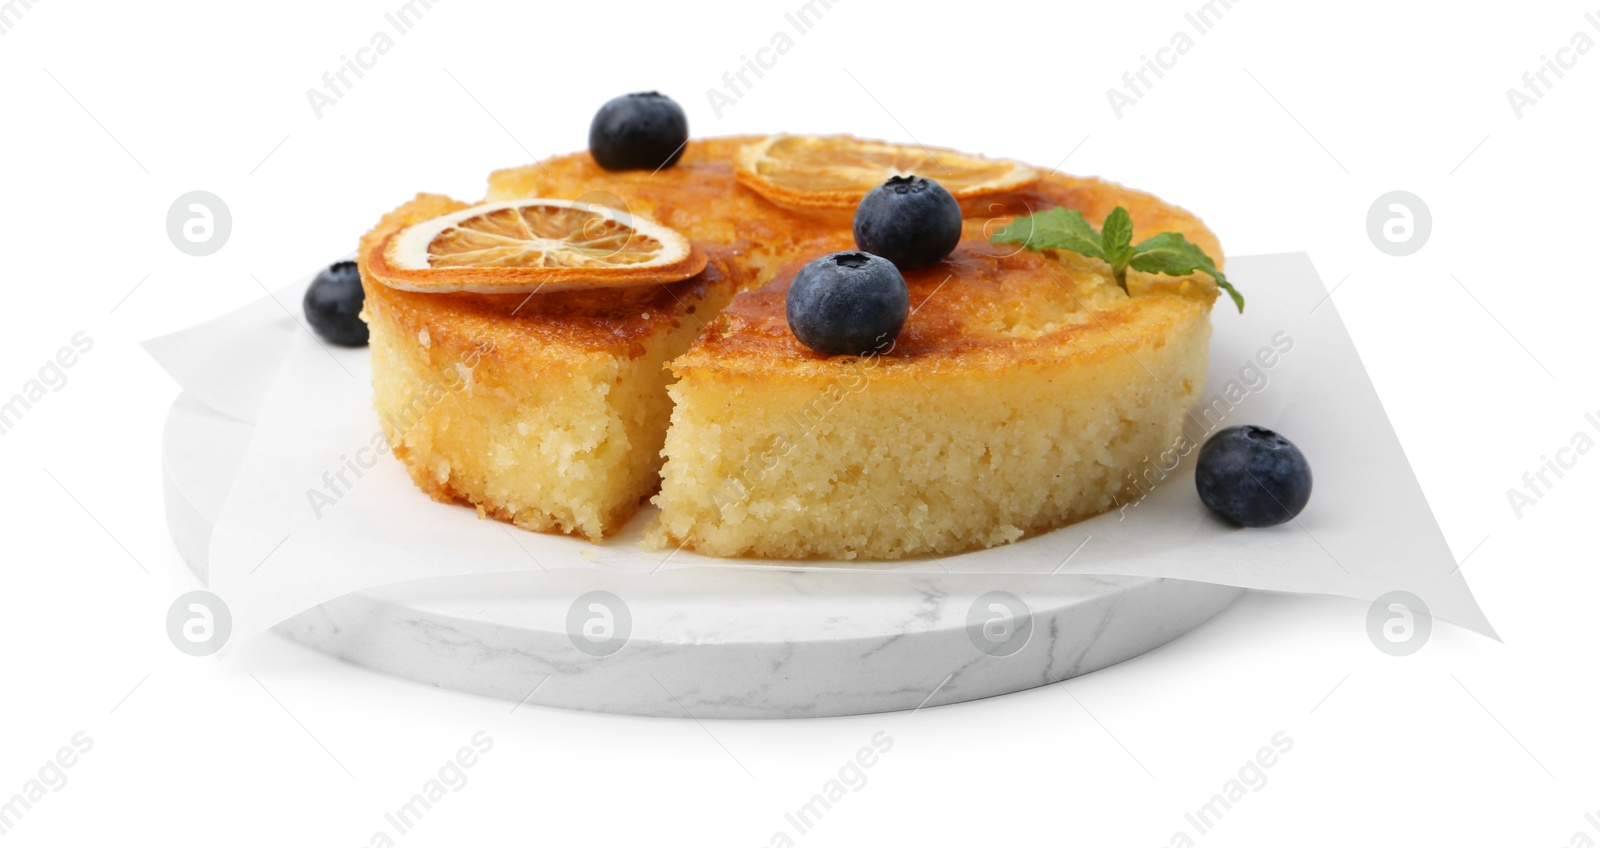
[364,135,1223,366]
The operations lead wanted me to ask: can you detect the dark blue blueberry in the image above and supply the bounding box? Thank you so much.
[588,92,689,171]
[852,175,963,270]
[303,260,368,347]
[1195,425,1313,527]
[785,251,909,357]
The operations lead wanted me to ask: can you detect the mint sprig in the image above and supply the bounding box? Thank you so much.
[990,206,1244,313]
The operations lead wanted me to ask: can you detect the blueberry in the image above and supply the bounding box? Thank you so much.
[786,251,909,357]
[588,92,689,171]
[1195,425,1313,527]
[852,175,963,270]
[303,260,368,347]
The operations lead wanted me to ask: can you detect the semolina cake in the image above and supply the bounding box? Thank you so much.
[357,193,740,542]
[359,133,1227,556]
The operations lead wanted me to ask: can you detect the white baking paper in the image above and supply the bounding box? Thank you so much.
[143,279,306,424]
[146,254,1495,642]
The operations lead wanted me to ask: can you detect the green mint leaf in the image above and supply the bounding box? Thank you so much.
[989,207,1106,262]
[1126,232,1208,274]
[1099,206,1136,292]
[993,204,1245,313]
[1129,232,1245,313]
[1214,279,1245,313]
[1100,206,1135,271]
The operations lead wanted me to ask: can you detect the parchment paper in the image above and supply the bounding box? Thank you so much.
[145,254,1495,642]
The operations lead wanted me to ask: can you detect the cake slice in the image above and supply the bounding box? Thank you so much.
[358,193,740,541]
[359,138,842,541]
[648,179,1223,560]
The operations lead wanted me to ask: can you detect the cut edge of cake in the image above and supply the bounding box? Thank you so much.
[359,194,740,542]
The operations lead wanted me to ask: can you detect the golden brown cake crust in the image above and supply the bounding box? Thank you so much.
[485,136,1222,287]
[359,193,740,361]
[677,232,1213,381]
[362,135,1227,548]
[484,136,1224,379]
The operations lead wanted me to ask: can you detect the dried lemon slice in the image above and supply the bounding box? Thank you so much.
[368,199,706,293]
[734,134,1040,210]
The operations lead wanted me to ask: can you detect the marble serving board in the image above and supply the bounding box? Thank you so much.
[163,391,1242,719]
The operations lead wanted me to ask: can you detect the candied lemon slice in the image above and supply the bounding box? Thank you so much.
[369,199,706,293]
[734,134,1039,210]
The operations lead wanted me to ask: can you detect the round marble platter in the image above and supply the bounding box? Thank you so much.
[163,392,1242,719]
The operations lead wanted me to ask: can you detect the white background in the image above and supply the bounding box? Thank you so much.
[2,0,1596,844]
